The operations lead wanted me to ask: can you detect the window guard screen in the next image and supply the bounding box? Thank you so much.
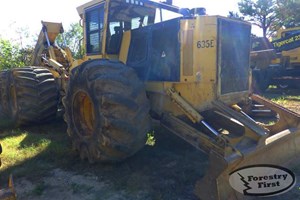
[86,4,104,54]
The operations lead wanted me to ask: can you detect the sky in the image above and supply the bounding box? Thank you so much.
[0,0,258,46]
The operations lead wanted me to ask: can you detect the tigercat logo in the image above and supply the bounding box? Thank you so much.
[229,165,296,196]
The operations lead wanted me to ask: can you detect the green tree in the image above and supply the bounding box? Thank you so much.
[238,0,278,38]
[18,45,34,66]
[276,0,300,28]
[56,23,83,59]
[0,39,32,70]
[228,11,245,20]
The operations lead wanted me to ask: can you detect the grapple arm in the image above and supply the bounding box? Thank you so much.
[161,89,300,199]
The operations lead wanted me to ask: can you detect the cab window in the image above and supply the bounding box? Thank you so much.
[106,0,182,54]
[106,0,156,54]
[85,4,104,54]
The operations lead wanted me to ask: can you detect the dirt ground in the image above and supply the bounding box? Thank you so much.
[12,123,206,200]
[4,88,300,200]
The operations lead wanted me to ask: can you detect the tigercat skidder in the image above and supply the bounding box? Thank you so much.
[1,0,300,199]
[251,27,300,91]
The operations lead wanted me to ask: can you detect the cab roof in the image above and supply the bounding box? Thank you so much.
[77,0,180,16]
[77,0,104,16]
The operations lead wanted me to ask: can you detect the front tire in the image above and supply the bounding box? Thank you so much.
[63,59,151,163]
[0,70,11,127]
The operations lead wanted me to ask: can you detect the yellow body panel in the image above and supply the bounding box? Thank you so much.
[194,17,218,85]
[49,69,60,78]
[119,31,131,64]
[179,17,218,84]
[271,57,281,65]
[77,0,104,16]
[70,59,84,71]
[282,48,300,64]
[180,20,195,81]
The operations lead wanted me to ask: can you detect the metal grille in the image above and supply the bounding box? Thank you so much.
[218,19,251,95]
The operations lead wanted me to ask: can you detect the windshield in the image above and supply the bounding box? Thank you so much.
[282,29,300,38]
[106,0,182,54]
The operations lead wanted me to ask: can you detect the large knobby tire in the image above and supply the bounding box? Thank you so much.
[0,70,12,127]
[63,59,151,163]
[2,67,59,126]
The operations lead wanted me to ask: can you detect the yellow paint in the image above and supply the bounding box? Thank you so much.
[49,69,60,78]
[166,88,204,123]
[273,26,300,65]
[181,20,194,79]
[171,16,218,111]
[119,31,131,64]
[48,46,57,61]
[63,47,74,66]
[77,0,104,16]
[73,91,96,136]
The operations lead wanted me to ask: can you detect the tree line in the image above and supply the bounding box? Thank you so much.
[237,0,300,38]
[1,0,300,70]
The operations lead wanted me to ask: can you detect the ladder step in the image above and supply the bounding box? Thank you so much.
[251,109,273,113]
[253,104,265,108]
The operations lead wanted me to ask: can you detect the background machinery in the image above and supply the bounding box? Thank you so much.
[251,26,300,92]
[1,0,300,199]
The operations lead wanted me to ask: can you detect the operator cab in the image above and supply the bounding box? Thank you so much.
[77,0,183,58]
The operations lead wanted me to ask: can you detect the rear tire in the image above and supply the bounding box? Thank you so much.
[2,67,59,126]
[0,70,11,127]
[63,59,151,163]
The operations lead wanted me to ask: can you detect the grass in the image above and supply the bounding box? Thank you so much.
[71,183,94,194]
[32,182,48,196]
[263,90,300,107]
[258,90,300,124]
[145,131,156,146]
[0,120,72,183]
[1,132,51,170]
[269,95,300,104]
[270,96,288,105]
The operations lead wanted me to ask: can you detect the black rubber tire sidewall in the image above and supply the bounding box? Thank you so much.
[63,59,151,163]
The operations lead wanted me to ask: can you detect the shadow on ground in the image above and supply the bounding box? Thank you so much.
[0,119,208,200]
